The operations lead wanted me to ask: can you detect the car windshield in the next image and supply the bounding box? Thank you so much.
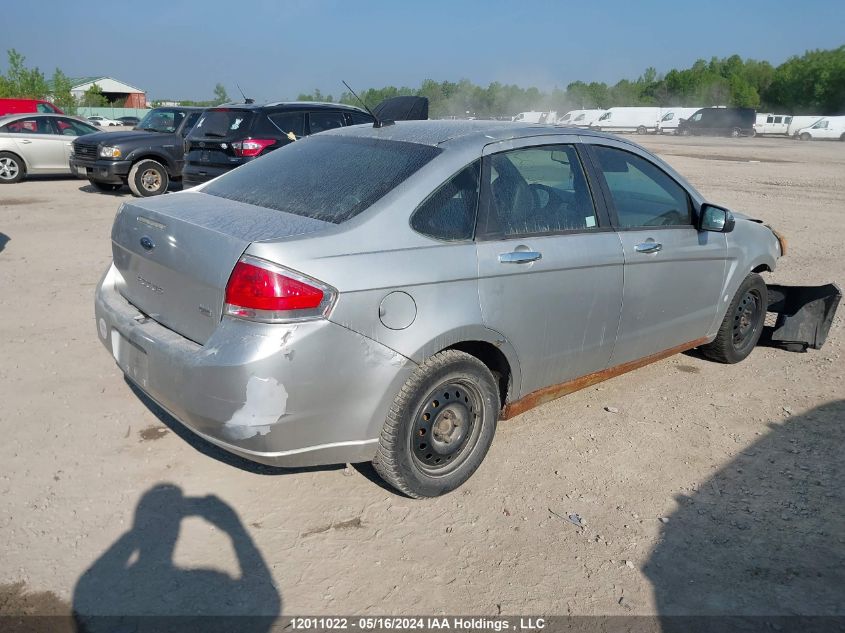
[202,135,441,224]
[137,109,185,133]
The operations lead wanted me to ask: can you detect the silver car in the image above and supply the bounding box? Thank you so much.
[0,113,99,183]
[95,121,809,497]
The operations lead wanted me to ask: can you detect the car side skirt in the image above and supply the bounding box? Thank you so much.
[501,337,710,420]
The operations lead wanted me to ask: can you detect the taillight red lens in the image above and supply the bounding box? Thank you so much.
[231,138,276,157]
[226,261,323,312]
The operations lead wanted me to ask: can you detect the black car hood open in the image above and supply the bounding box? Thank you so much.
[373,96,429,122]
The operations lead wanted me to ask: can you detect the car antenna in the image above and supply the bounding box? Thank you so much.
[236,83,254,105]
[342,80,393,128]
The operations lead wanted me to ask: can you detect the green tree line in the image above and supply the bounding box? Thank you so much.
[3,45,843,118]
[299,45,845,118]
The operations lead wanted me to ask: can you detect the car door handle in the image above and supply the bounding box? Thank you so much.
[634,242,662,254]
[19,139,32,144]
[499,251,542,264]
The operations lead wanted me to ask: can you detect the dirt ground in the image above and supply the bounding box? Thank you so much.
[0,134,842,620]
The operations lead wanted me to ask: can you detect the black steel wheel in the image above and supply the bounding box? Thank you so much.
[700,273,767,364]
[373,350,499,498]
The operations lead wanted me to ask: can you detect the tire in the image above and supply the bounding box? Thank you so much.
[372,350,499,498]
[0,151,25,184]
[128,159,169,197]
[700,273,767,364]
[799,132,811,141]
[636,125,647,135]
[679,128,691,136]
[749,129,757,137]
[730,127,742,138]
[89,180,122,192]
[840,133,845,142]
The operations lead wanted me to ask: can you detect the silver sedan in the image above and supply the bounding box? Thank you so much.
[94,121,824,498]
[0,113,99,183]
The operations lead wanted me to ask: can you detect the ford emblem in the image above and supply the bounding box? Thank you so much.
[140,236,155,251]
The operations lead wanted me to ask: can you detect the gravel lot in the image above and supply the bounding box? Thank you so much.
[0,134,842,620]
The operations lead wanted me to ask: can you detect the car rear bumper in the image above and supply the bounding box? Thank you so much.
[181,162,242,188]
[70,157,131,183]
[94,263,416,467]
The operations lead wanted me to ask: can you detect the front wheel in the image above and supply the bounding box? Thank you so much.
[700,273,767,364]
[799,132,811,141]
[636,125,647,135]
[372,350,499,498]
[0,151,25,184]
[128,159,169,197]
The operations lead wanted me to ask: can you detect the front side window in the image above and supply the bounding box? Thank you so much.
[411,161,480,241]
[774,116,783,124]
[203,135,441,223]
[180,112,202,135]
[813,120,828,129]
[55,117,98,136]
[690,112,702,122]
[662,113,674,121]
[767,116,774,123]
[481,144,598,238]
[309,111,345,134]
[592,146,691,228]
[599,112,611,121]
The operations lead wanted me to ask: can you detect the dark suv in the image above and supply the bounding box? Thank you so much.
[70,106,203,196]
[676,108,756,137]
[182,102,377,188]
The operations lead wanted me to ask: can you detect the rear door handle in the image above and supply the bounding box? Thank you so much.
[19,139,32,144]
[499,251,542,264]
[634,242,662,254]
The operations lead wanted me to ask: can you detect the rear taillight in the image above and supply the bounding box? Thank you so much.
[231,138,276,157]
[224,256,335,322]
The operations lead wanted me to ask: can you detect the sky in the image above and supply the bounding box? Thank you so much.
[1,0,843,102]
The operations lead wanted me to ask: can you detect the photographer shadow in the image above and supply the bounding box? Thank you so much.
[72,484,280,632]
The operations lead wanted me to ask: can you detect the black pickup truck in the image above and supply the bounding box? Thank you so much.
[70,106,203,196]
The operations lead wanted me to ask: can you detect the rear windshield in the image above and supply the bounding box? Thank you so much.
[202,135,441,223]
[188,109,255,139]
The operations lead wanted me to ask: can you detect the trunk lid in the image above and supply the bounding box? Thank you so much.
[111,191,330,344]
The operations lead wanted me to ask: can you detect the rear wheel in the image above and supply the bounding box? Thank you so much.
[700,273,767,364]
[372,350,499,498]
[128,159,169,197]
[840,133,845,142]
[636,125,647,135]
[0,152,25,184]
[89,180,122,192]
[730,127,742,138]
[799,132,811,141]
[679,128,691,136]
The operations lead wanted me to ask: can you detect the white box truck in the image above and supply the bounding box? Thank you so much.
[657,108,703,134]
[590,107,663,134]
[795,116,845,141]
[787,115,824,137]
[558,109,607,128]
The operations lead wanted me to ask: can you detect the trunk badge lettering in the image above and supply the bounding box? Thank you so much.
[137,275,164,295]
[137,216,167,230]
[140,236,155,251]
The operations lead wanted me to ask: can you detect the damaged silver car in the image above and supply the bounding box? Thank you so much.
[94,120,839,497]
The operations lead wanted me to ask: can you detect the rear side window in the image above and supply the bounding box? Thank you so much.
[203,135,441,224]
[189,109,254,139]
[309,111,345,134]
[346,111,374,126]
[266,112,306,137]
[411,161,480,241]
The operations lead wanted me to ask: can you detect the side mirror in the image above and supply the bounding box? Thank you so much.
[700,204,735,233]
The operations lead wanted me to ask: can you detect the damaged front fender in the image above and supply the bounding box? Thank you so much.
[763,283,841,352]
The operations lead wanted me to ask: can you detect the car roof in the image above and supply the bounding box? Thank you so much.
[214,101,367,114]
[322,119,619,147]
[0,112,88,123]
